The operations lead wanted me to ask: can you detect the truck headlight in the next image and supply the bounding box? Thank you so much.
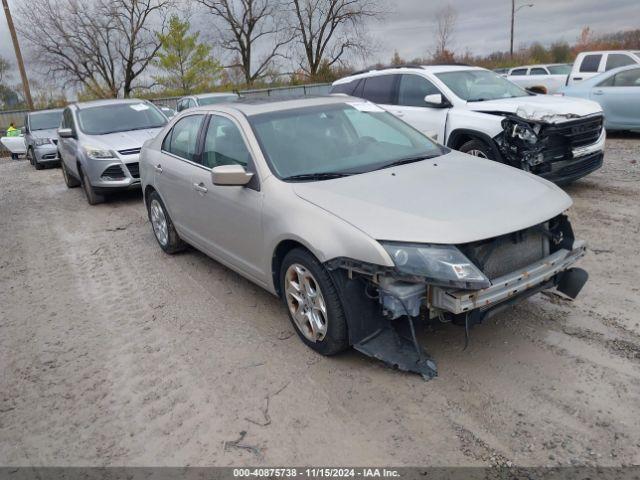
[34,138,53,146]
[85,147,116,159]
[511,123,538,144]
[381,242,490,289]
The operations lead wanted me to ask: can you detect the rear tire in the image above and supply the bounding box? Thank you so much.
[459,138,497,161]
[280,248,348,356]
[61,159,80,188]
[147,191,186,254]
[80,167,104,205]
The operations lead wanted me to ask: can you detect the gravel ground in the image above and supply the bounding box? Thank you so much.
[0,136,639,467]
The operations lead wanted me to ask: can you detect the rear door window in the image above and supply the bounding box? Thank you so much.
[580,54,602,72]
[510,68,528,76]
[613,68,640,87]
[530,67,548,75]
[162,114,204,162]
[605,54,636,71]
[361,75,396,104]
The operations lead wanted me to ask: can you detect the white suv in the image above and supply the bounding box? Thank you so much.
[331,65,606,184]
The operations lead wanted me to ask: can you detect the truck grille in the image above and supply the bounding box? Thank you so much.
[540,115,603,163]
[461,227,550,281]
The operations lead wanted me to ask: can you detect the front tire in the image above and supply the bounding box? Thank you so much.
[459,138,497,161]
[147,191,186,254]
[61,158,80,188]
[80,167,104,205]
[280,248,348,356]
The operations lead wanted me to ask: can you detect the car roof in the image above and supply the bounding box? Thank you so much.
[193,92,238,99]
[577,50,640,56]
[29,108,64,115]
[73,98,150,109]
[333,65,484,84]
[510,63,569,69]
[187,95,361,117]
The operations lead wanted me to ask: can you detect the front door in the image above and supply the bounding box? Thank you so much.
[593,67,640,128]
[190,114,265,283]
[391,73,449,143]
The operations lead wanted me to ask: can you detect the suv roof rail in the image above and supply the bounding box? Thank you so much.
[423,62,472,67]
[348,64,426,75]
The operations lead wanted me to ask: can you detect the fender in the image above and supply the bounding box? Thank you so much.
[446,128,505,163]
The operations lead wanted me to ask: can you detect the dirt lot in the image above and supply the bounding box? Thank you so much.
[0,136,639,468]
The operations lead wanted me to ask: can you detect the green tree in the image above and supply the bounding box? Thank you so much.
[154,15,223,95]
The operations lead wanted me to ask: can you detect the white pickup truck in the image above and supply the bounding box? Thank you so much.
[506,64,572,94]
[567,50,640,86]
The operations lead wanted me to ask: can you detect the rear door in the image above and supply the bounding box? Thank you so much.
[391,73,449,142]
[155,114,205,238]
[592,67,640,128]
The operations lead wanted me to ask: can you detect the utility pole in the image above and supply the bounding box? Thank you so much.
[510,0,534,58]
[2,0,34,110]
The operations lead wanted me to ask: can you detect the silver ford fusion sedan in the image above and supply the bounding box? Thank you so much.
[140,96,588,378]
[57,99,167,205]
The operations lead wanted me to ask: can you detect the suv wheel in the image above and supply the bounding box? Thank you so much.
[147,191,185,254]
[79,167,104,205]
[61,159,80,188]
[280,248,348,356]
[459,138,496,160]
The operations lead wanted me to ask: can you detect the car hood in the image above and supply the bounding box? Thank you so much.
[85,128,162,152]
[32,128,58,140]
[469,95,602,122]
[293,151,572,245]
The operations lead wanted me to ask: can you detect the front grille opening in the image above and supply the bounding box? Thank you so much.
[540,115,603,163]
[101,165,126,180]
[460,226,550,280]
[125,162,140,179]
[118,147,141,156]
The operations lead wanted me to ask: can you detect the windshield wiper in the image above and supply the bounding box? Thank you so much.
[373,154,439,171]
[467,98,488,102]
[283,172,352,182]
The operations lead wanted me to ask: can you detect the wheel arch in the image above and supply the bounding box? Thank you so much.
[446,128,504,161]
[271,239,316,298]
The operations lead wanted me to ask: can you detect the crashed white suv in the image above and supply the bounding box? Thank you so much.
[331,65,606,184]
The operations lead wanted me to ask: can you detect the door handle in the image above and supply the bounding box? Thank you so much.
[193,182,208,194]
[573,77,582,81]
[155,164,163,173]
[593,90,604,95]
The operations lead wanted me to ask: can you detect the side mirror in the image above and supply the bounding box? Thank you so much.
[211,164,253,186]
[58,128,74,139]
[424,93,449,108]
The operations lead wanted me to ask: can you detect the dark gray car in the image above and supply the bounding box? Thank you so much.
[24,109,63,170]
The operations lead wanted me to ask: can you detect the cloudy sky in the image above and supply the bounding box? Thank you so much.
[1,0,639,81]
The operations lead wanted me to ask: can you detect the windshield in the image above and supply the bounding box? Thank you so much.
[435,69,530,101]
[77,103,167,135]
[30,110,62,130]
[249,103,444,180]
[198,95,238,106]
[547,64,572,75]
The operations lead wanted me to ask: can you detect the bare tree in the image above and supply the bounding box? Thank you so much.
[290,0,382,78]
[17,0,169,98]
[101,0,171,97]
[433,4,457,60]
[196,0,293,85]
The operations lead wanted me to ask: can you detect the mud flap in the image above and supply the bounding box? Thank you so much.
[354,326,438,381]
[557,267,588,299]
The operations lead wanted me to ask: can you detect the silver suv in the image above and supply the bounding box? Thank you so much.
[140,96,588,378]
[24,108,63,170]
[57,99,167,204]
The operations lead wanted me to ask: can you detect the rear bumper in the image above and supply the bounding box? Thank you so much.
[431,241,587,315]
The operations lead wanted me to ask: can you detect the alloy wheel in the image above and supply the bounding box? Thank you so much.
[149,199,169,246]
[468,149,489,159]
[284,263,328,342]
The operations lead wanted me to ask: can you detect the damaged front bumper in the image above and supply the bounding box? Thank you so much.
[430,240,587,315]
[496,113,605,184]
